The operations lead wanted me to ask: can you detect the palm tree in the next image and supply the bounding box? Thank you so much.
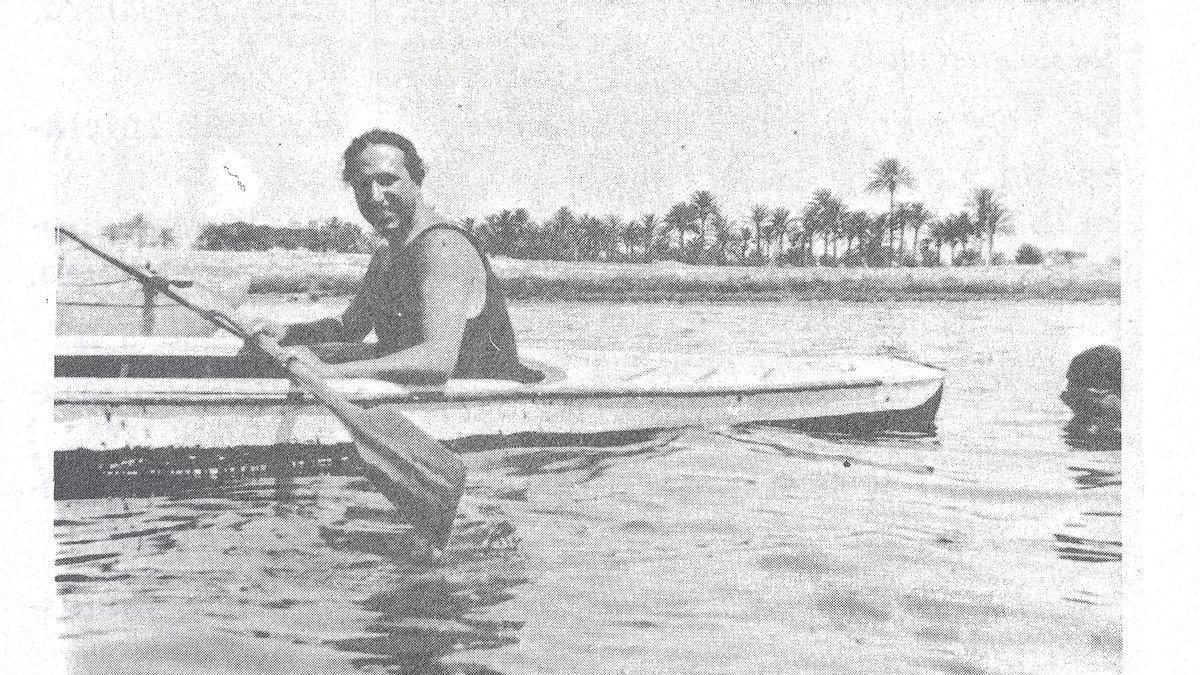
[706,213,736,264]
[800,194,824,263]
[799,197,825,266]
[842,210,873,266]
[483,209,528,258]
[663,202,695,261]
[748,204,770,264]
[460,217,481,250]
[617,219,639,261]
[804,189,846,265]
[899,202,933,265]
[789,213,815,266]
[548,207,579,261]
[970,188,1010,266]
[831,213,851,265]
[928,216,954,266]
[868,213,889,266]
[767,207,794,265]
[866,158,914,264]
[601,214,625,261]
[948,211,975,265]
[689,190,718,254]
[636,213,658,263]
[577,214,608,261]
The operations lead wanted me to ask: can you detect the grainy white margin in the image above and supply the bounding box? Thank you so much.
[1130,0,1200,672]
[0,3,63,672]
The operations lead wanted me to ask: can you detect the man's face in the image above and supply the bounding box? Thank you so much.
[347,143,421,240]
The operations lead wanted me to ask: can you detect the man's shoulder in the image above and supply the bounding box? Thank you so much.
[413,224,475,251]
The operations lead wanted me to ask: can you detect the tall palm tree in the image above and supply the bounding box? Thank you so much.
[636,213,658,263]
[481,211,503,256]
[689,190,718,254]
[602,214,625,261]
[577,214,607,261]
[800,192,824,263]
[767,207,794,265]
[663,202,695,261]
[970,188,1009,266]
[617,220,637,260]
[928,216,954,266]
[899,202,933,264]
[799,196,825,266]
[484,209,526,258]
[868,213,889,266]
[842,210,873,266]
[511,208,532,257]
[790,214,815,266]
[748,204,770,264]
[739,223,754,264]
[804,189,846,265]
[707,213,735,264]
[549,206,579,261]
[866,158,915,264]
[948,211,975,265]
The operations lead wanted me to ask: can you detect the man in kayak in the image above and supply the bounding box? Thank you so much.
[254,129,542,385]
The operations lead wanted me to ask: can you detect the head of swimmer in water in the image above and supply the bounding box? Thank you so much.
[342,129,428,241]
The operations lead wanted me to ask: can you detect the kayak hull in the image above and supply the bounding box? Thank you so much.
[55,379,944,451]
[54,336,946,452]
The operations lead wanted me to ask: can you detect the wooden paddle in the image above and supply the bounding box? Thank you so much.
[56,227,466,546]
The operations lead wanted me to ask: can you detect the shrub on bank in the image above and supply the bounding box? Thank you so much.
[195,219,374,254]
[1014,244,1045,265]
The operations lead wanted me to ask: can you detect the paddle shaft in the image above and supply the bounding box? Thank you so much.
[57,230,375,401]
[56,227,463,536]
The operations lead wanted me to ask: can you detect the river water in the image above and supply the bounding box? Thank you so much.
[56,300,1122,674]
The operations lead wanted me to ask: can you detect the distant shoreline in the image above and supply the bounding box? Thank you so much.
[245,254,1118,302]
[60,248,1121,303]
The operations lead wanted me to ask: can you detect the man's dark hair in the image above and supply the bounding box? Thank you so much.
[342,129,427,186]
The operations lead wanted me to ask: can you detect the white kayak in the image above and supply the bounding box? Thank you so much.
[54,335,945,452]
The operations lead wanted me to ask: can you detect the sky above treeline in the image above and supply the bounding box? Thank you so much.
[44,0,1120,257]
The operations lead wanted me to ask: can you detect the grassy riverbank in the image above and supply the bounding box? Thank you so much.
[59,247,1120,302]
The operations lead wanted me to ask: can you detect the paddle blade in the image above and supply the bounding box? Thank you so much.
[346,405,466,546]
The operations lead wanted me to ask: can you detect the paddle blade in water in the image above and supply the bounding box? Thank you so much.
[346,405,467,546]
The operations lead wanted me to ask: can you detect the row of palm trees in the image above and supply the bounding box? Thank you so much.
[466,159,1011,267]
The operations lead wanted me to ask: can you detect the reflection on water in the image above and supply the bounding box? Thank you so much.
[1065,417,1123,454]
[58,300,1122,674]
[58,478,527,674]
[1053,417,1121,572]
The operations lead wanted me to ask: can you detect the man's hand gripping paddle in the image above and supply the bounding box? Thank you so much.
[56,227,466,546]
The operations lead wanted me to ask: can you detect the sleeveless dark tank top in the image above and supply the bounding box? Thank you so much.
[283,224,542,383]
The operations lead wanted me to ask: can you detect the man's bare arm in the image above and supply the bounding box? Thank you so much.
[337,246,383,341]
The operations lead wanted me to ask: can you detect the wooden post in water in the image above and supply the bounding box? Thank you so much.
[141,284,157,336]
